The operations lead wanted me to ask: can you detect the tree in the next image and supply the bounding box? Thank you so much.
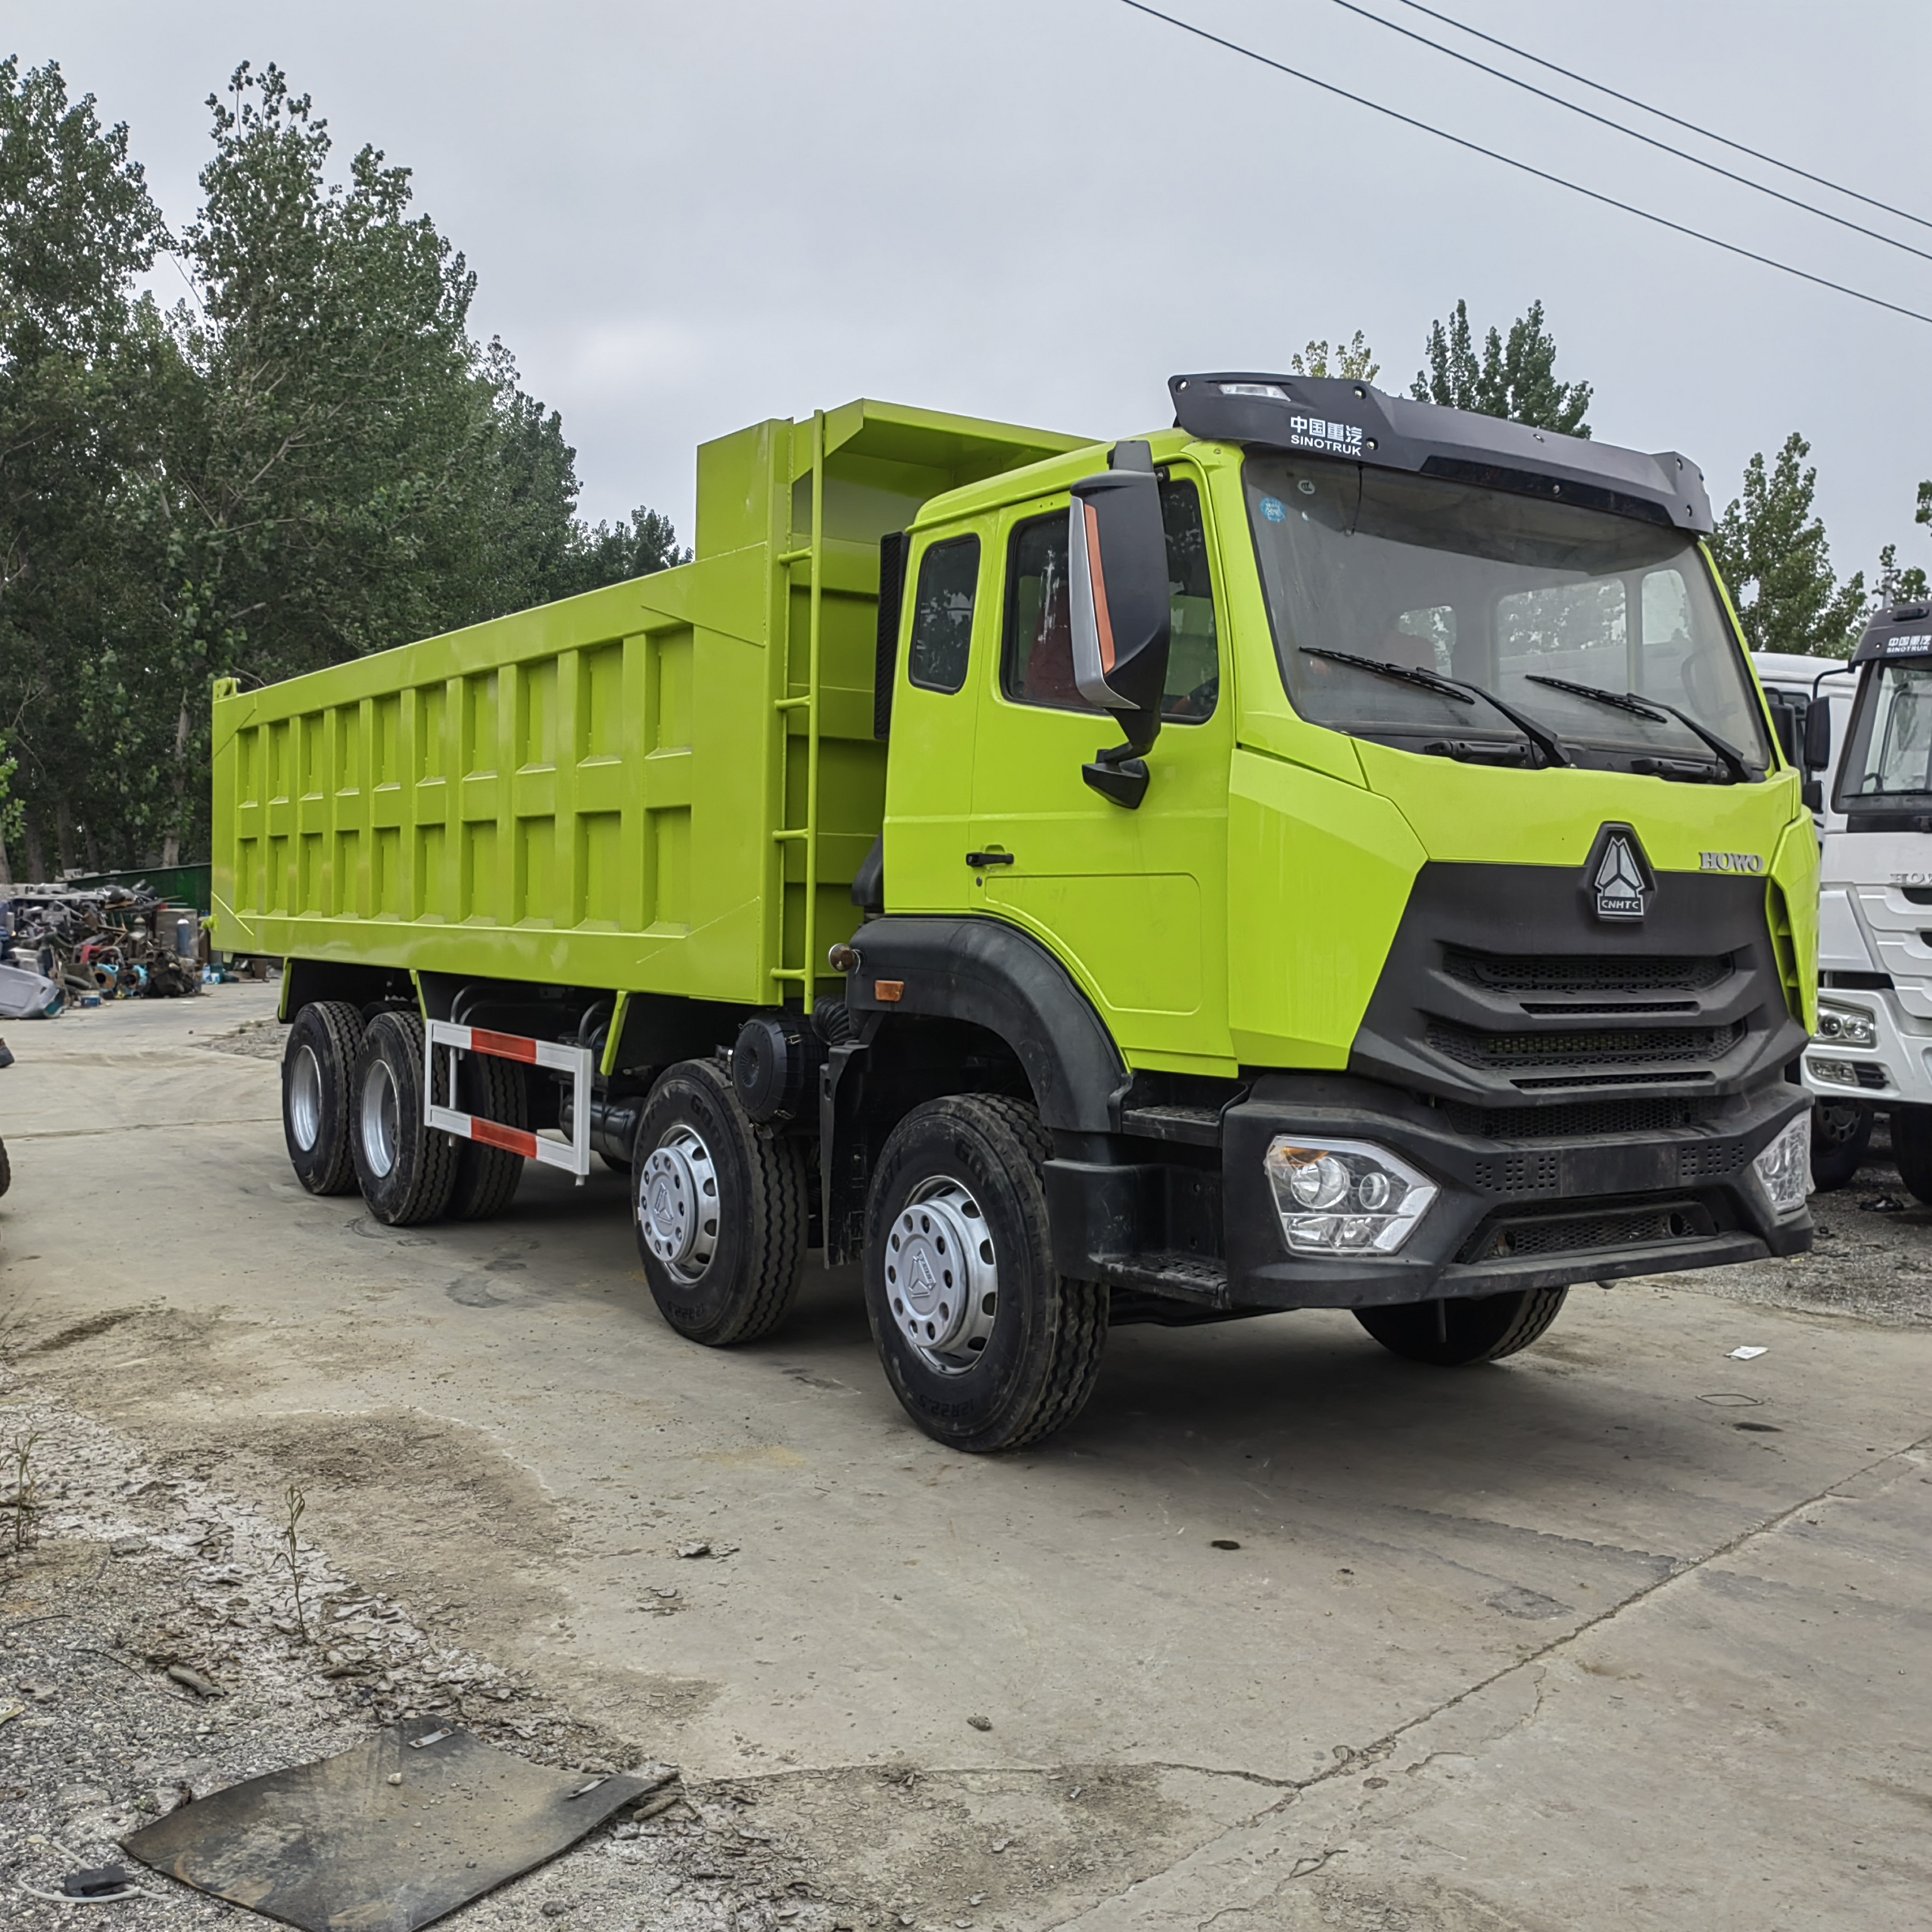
[0,57,170,878]
[1289,331,1379,382]
[1411,299,1591,436]
[1708,433,1865,657]
[0,58,687,871]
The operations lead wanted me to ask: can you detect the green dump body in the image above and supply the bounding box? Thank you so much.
[209,401,1086,1003]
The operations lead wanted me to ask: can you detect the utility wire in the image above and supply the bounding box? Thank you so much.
[1111,0,1932,329]
[1389,0,1932,237]
[1332,0,1932,267]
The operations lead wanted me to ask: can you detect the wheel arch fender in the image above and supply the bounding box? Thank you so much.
[821,917,1130,1262]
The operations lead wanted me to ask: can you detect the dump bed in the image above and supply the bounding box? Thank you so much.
[211,401,1085,1005]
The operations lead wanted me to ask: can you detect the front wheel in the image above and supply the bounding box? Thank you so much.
[1354,1287,1568,1366]
[863,1095,1107,1453]
[1891,1104,1932,1206]
[1809,1099,1873,1192]
[633,1059,807,1345]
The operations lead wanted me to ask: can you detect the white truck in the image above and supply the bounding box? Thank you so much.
[1752,650,1865,1186]
[1760,608,1932,1196]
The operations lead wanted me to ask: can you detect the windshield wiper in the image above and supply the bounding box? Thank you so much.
[1524,674,1753,783]
[1302,648,1572,768]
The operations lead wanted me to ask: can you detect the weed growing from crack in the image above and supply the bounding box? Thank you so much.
[3,1428,42,1557]
[276,1483,309,1641]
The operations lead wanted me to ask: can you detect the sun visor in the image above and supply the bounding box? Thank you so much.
[1852,602,1932,664]
[1169,373,1713,534]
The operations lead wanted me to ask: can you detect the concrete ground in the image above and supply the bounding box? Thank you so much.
[2,985,1928,1931]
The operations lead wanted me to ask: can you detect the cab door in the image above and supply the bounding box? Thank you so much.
[880,524,991,915]
[967,467,1235,1072]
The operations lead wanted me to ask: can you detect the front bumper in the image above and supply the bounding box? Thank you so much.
[1047,1072,1813,1311]
[1802,991,1932,1108]
[1220,1074,1811,1306]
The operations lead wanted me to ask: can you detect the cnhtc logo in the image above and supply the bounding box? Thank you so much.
[1594,835,1648,921]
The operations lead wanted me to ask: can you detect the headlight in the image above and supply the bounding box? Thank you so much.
[1752,1115,1810,1219]
[1816,1003,1877,1047]
[1807,1057,1888,1091]
[1264,1137,1438,1254]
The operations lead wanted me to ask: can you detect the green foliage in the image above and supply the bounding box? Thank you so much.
[0,58,684,873]
[1288,332,1379,382]
[1411,299,1591,436]
[1709,433,1865,658]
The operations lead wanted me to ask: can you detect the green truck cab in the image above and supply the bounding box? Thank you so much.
[214,374,1816,1452]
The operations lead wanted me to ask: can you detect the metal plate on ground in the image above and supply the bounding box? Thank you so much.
[121,1718,651,1931]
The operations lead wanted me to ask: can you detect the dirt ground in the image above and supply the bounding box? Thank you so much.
[1,987,1928,1931]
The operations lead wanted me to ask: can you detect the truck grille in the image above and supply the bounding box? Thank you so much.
[1443,949,1730,994]
[1461,1198,1716,1263]
[1445,1096,1719,1140]
[1352,859,1808,1114]
[1426,1019,1746,1074]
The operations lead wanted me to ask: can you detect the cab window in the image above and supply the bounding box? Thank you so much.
[906,535,980,694]
[1001,478,1219,721]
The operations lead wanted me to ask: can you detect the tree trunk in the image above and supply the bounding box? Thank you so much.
[162,696,191,870]
[0,828,12,888]
[82,823,102,872]
[54,797,76,875]
[22,814,45,883]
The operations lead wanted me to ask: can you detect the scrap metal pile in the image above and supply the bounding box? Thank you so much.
[1,880,203,1007]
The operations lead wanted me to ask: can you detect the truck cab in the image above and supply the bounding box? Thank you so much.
[1790,605,1932,1198]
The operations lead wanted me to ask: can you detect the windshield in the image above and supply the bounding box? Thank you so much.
[1835,661,1932,807]
[1243,455,1772,774]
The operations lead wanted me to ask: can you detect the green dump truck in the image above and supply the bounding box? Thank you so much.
[213,377,1818,1450]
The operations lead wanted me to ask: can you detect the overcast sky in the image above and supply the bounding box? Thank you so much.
[11,1,1929,583]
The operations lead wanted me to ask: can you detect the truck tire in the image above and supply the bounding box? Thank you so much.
[633,1058,807,1345]
[351,1011,458,1226]
[282,999,365,1196]
[862,1095,1108,1453]
[443,1050,526,1221]
[0,1136,11,1199]
[1891,1104,1932,1205]
[1809,1099,1873,1192]
[1354,1287,1568,1367]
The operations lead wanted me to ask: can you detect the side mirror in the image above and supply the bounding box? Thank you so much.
[1070,446,1171,809]
[1803,697,1833,772]
[1802,776,1824,813]
[1766,695,1800,767]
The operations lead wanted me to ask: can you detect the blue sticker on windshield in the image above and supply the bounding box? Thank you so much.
[1260,496,1287,523]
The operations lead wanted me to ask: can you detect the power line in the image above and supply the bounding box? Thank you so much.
[1110,0,1932,330]
[1331,0,1932,268]
[1389,0,1932,238]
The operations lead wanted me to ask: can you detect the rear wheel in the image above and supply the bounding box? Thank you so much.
[1891,1104,1932,1205]
[351,1011,457,1226]
[633,1059,807,1345]
[442,1050,526,1221]
[1809,1099,1873,1192]
[282,1000,365,1196]
[1354,1287,1568,1366]
[863,1095,1108,1453]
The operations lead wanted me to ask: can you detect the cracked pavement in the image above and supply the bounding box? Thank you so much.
[2,985,1928,1930]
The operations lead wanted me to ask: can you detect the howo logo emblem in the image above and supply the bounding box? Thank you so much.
[1592,833,1648,922]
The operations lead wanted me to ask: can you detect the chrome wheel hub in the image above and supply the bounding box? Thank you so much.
[360,1058,399,1179]
[639,1127,719,1281]
[886,1178,999,1375]
[289,1044,323,1152]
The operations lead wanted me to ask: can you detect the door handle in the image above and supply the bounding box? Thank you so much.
[965,851,1015,868]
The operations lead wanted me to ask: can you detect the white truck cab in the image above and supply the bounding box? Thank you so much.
[1760,611,1932,1197]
